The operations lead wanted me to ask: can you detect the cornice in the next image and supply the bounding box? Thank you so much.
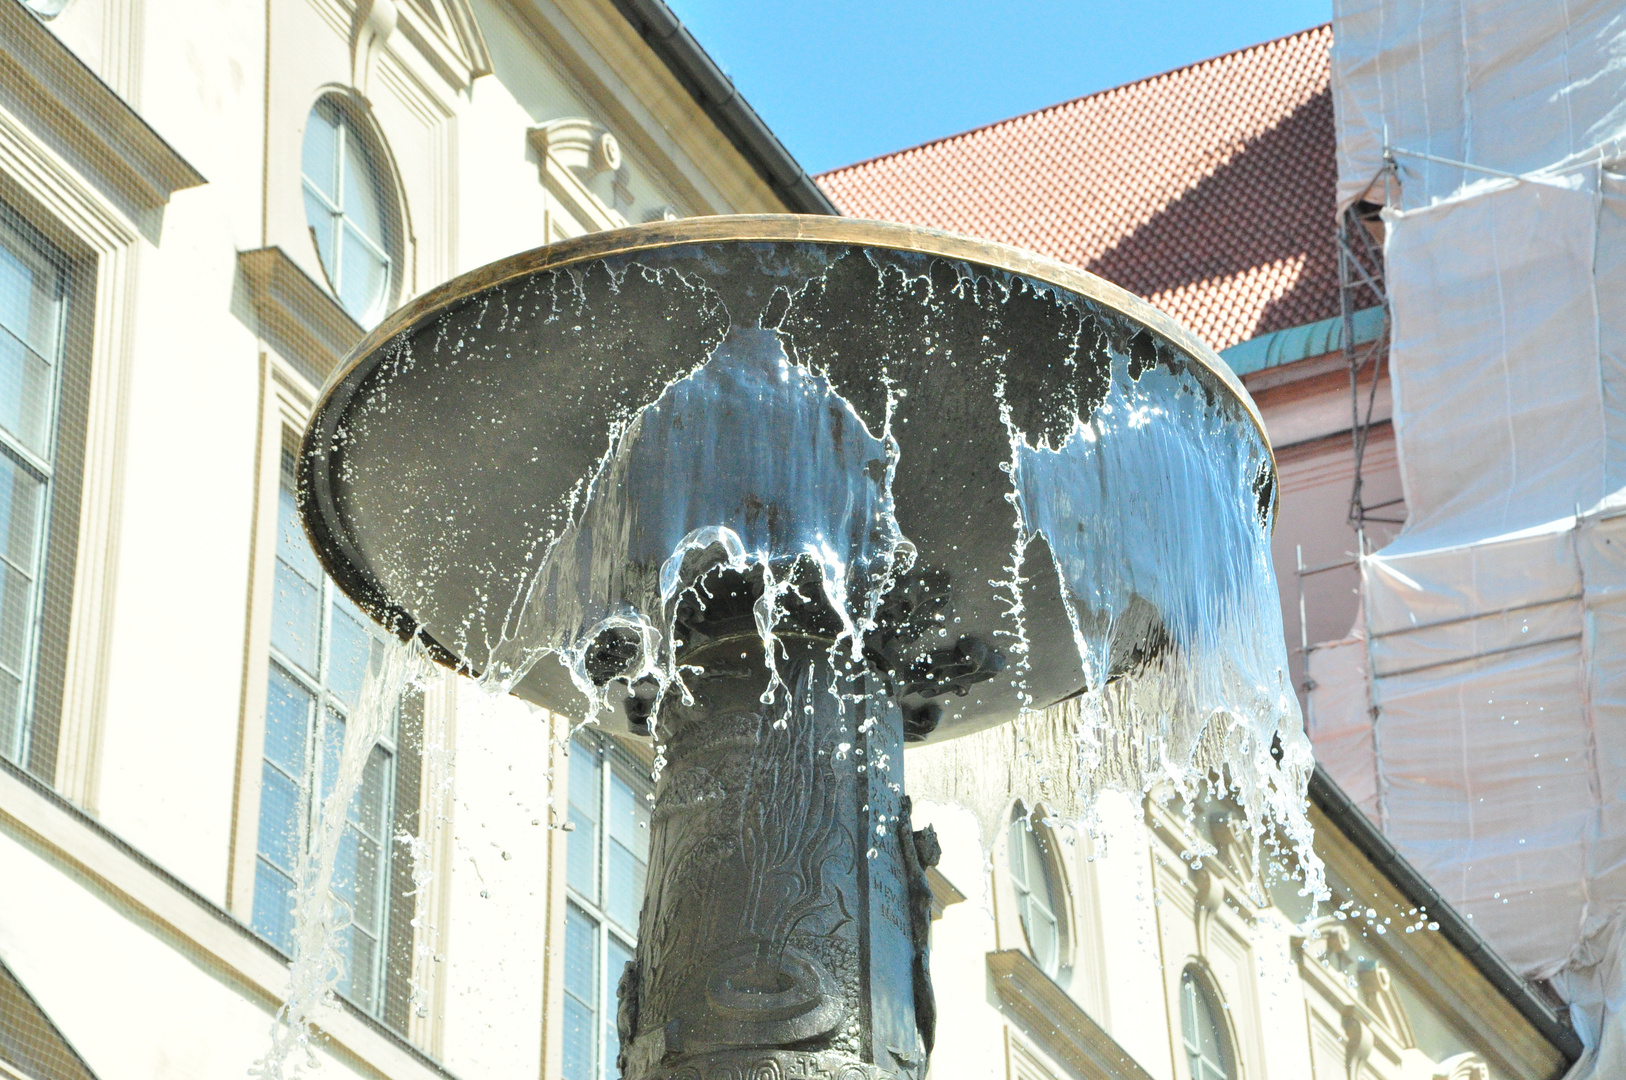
[0,0,204,214]
[395,0,494,92]
[926,865,964,921]
[1308,770,1575,1077]
[237,247,365,387]
[986,949,1154,1080]
[494,0,786,216]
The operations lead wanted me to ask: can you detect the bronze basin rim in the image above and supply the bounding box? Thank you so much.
[309,214,1272,470]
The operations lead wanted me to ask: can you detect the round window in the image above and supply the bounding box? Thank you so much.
[1008,806,1063,976]
[301,96,396,328]
[1180,966,1237,1080]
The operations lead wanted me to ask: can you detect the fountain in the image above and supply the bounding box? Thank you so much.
[296,216,1312,1080]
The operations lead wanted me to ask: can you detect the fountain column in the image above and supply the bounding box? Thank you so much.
[616,635,938,1080]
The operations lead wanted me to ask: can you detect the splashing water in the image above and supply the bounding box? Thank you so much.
[481,324,908,720]
[909,355,1322,899]
[252,638,433,1080]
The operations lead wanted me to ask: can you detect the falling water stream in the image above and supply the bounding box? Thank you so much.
[264,242,1327,1073]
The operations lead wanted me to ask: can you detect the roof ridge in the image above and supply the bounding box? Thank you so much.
[817,21,1331,180]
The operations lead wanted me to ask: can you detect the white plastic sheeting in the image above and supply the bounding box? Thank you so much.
[1323,0,1626,1069]
[1331,0,1626,211]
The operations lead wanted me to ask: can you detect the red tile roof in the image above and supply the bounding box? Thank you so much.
[817,26,1337,352]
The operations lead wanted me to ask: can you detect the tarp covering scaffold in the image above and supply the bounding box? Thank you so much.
[1314,0,1626,1072]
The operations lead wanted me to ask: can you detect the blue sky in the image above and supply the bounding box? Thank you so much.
[666,1,1333,175]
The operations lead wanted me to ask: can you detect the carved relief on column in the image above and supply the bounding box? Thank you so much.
[618,643,931,1080]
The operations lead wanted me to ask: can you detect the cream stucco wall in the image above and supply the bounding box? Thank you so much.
[0,2,791,1078]
[0,4,1575,1080]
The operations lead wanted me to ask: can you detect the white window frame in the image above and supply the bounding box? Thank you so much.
[1179,965,1236,1080]
[563,730,649,1080]
[1009,806,1064,978]
[0,207,66,769]
[300,96,396,329]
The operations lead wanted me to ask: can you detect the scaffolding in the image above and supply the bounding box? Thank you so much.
[1339,164,1400,547]
[1292,166,1398,678]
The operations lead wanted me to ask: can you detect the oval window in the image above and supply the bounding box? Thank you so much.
[1008,806,1063,976]
[301,96,396,327]
[1180,966,1237,1080]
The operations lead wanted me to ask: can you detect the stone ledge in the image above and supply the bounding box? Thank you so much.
[986,949,1152,1080]
[925,865,963,921]
[238,246,365,385]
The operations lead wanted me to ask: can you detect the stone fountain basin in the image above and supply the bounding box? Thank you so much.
[298,216,1273,742]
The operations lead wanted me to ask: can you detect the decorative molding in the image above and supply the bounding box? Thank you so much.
[224,353,313,919]
[530,116,622,176]
[985,950,1153,1080]
[396,0,491,91]
[237,246,365,386]
[527,119,630,237]
[1306,793,1571,1080]
[0,0,203,219]
[1429,1051,1491,1080]
[492,0,784,217]
[351,0,400,98]
[406,671,458,1055]
[1005,1030,1062,1080]
[0,757,459,1080]
[0,90,143,814]
[925,865,963,921]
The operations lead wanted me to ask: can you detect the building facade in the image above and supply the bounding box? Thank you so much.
[0,1,819,1078]
[0,7,1581,1080]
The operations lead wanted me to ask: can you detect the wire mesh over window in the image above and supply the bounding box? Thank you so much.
[301,96,395,329]
[0,204,63,774]
[564,730,651,1080]
[251,433,423,1031]
[1009,806,1062,977]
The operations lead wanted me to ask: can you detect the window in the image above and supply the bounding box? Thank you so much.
[1009,806,1063,977]
[1180,967,1236,1080]
[0,210,64,769]
[252,436,421,1028]
[301,96,396,328]
[21,0,71,17]
[564,731,651,1080]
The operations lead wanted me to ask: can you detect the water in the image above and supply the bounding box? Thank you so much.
[270,241,1326,1070]
[251,638,432,1080]
[421,246,1323,900]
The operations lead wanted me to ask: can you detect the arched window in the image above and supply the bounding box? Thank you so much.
[1008,805,1063,977]
[1180,966,1237,1080]
[301,95,396,327]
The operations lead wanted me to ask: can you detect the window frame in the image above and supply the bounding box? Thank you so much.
[299,93,401,329]
[562,729,651,1080]
[1006,802,1071,980]
[229,353,449,1045]
[1179,964,1239,1080]
[251,427,403,1010]
[0,207,65,770]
